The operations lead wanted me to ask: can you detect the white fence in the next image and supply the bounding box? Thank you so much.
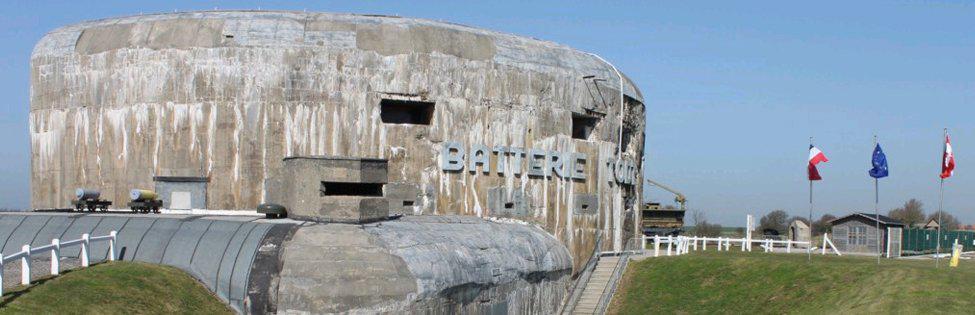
[0,231,117,295]
[642,233,842,257]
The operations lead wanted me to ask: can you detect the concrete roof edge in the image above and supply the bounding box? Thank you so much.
[33,10,645,102]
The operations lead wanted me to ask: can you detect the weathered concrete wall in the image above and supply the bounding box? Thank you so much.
[30,11,646,271]
[274,215,572,314]
[0,212,292,313]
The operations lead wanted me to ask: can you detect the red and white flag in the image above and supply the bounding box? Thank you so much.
[941,133,955,179]
[808,145,829,181]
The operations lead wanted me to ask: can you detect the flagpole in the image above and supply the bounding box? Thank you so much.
[874,135,881,265]
[936,178,944,268]
[935,128,946,268]
[808,137,813,261]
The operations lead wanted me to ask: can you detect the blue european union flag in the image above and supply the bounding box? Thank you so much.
[869,144,889,178]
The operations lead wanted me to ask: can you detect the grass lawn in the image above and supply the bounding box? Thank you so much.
[610,251,975,314]
[0,262,232,314]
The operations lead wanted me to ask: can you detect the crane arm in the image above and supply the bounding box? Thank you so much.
[645,178,687,210]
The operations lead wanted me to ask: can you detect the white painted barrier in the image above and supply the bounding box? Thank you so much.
[821,233,841,256]
[653,235,661,257]
[0,231,117,295]
[642,234,842,258]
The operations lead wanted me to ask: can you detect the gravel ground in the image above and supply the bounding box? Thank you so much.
[2,254,83,290]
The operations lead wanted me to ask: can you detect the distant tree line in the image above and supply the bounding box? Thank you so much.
[887,198,960,230]
[689,209,723,237]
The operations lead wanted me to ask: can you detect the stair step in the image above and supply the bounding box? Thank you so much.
[570,256,627,315]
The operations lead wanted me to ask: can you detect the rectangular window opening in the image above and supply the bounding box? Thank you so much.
[320,182,384,197]
[380,99,435,125]
[403,200,415,207]
[571,114,599,140]
[504,202,515,209]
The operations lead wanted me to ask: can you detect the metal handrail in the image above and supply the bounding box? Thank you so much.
[559,230,605,315]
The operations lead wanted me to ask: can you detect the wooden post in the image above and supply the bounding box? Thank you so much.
[667,236,673,256]
[51,238,60,276]
[654,235,660,257]
[885,227,891,258]
[81,233,90,267]
[109,231,117,261]
[822,233,828,255]
[0,256,4,295]
[787,240,792,253]
[21,244,31,285]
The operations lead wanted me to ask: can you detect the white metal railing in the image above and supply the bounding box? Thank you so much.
[0,231,117,295]
[641,233,842,257]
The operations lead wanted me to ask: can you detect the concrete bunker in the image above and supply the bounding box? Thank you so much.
[266,156,390,223]
[28,10,648,313]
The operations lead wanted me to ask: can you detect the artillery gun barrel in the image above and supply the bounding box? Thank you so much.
[129,189,158,201]
[75,188,101,201]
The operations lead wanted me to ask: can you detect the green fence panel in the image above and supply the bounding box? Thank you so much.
[902,228,975,254]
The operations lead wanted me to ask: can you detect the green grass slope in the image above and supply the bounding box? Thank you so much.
[610,251,975,314]
[0,262,232,314]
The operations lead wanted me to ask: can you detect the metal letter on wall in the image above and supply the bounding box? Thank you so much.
[441,142,465,172]
[509,147,525,176]
[527,149,549,177]
[493,146,508,175]
[469,144,490,174]
[550,152,566,178]
[572,153,587,180]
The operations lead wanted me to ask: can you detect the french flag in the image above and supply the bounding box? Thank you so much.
[808,145,829,181]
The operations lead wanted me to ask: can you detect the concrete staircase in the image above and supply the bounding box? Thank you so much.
[572,255,621,314]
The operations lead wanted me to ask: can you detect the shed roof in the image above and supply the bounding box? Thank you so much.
[830,213,906,226]
[790,220,809,229]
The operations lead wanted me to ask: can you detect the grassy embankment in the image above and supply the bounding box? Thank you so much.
[0,262,231,314]
[610,251,975,314]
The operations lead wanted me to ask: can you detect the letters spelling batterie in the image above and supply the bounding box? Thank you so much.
[439,141,637,185]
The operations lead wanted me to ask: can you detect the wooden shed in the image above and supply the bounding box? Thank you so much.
[830,213,906,256]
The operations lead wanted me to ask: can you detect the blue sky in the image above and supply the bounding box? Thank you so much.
[1,1,972,225]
